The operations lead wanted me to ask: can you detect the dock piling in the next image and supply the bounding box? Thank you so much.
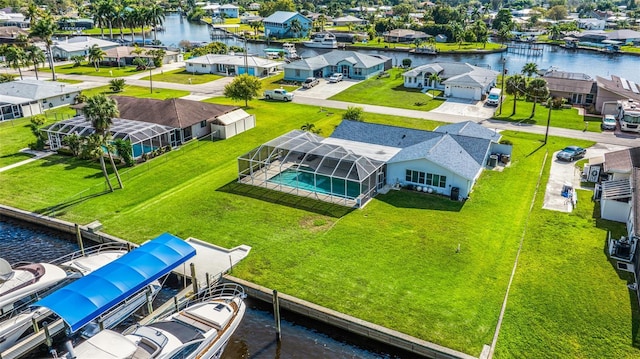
[43,323,52,348]
[190,263,198,294]
[273,289,282,341]
[75,224,85,256]
[146,288,153,314]
[31,317,39,333]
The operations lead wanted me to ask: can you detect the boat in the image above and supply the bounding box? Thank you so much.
[410,46,437,55]
[67,283,246,359]
[282,42,300,60]
[303,32,338,49]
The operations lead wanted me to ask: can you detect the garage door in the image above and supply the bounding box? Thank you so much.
[238,67,255,76]
[450,86,477,100]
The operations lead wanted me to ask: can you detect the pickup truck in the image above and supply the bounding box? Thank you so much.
[263,89,293,101]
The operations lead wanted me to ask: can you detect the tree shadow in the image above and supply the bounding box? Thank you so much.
[0,153,31,161]
[216,181,354,218]
[35,190,109,217]
[376,189,464,211]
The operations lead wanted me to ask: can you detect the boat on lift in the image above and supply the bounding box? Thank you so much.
[67,283,246,359]
[303,32,338,49]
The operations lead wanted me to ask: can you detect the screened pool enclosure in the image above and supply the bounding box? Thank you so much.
[238,130,386,207]
[43,116,175,159]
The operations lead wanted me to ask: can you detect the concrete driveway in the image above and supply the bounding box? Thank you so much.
[543,143,628,212]
[294,78,360,100]
[430,98,497,118]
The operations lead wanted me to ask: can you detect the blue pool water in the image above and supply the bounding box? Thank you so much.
[269,169,361,199]
[132,144,157,158]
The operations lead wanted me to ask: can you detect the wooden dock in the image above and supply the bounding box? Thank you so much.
[507,43,543,56]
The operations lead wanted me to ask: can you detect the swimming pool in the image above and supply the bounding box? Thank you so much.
[268,169,361,199]
[132,144,157,158]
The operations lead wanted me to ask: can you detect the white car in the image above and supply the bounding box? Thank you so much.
[329,73,343,83]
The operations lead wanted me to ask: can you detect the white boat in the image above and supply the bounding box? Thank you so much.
[303,32,338,49]
[68,283,246,359]
[282,42,300,60]
[0,260,67,316]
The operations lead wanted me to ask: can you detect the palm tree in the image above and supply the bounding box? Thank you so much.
[124,6,138,42]
[84,94,123,190]
[506,74,526,115]
[449,22,464,49]
[148,3,165,42]
[522,62,538,78]
[137,7,149,45]
[289,18,303,38]
[2,45,26,80]
[88,44,106,71]
[249,21,261,36]
[25,45,45,80]
[428,72,441,89]
[26,3,42,28]
[317,14,327,32]
[301,122,319,134]
[526,78,549,118]
[84,133,113,192]
[548,24,561,41]
[29,14,57,81]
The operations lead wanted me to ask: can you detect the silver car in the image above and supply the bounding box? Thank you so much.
[601,115,616,130]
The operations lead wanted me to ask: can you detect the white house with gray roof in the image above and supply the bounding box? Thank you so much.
[51,36,120,60]
[0,80,81,121]
[238,120,511,207]
[283,50,386,81]
[185,54,282,77]
[403,62,498,101]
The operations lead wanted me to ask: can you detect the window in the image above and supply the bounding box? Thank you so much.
[406,169,446,188]
[65,94,70,99]
[200,120,207,128]
[201,64,206,68]
[295,69,300,77]
[354,68,362,75]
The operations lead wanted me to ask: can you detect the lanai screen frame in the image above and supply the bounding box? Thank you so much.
[238,130,385,207]
[42,116,175,158]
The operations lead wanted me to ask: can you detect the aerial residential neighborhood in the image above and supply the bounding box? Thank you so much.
[2,0,640,358]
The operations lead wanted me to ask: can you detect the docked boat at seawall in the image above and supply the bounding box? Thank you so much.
[282,42,300,60]
[303,32,338,49]
[68,283,246,359]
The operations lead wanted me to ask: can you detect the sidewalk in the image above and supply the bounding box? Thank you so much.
[0,149,54,173]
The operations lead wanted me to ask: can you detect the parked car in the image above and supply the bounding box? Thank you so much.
[601,115,617,130]
[486,88,502,106]
[302,77,319,89]
[556,146,586,161]
[329,73,343,83]
[263,89,293,101]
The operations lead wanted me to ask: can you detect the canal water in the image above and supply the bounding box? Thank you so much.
[149,13,640,83]
[0,216,405,358]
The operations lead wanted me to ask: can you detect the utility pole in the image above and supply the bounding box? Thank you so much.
[544,98,552,144]
[498,56,506,115]
[149,68,153,93]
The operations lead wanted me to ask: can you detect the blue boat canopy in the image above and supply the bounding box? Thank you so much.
[33,233,196,332]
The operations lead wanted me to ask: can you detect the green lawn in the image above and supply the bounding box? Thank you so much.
[55,79,83,84]
[350,37,503,52]
[494,98,601,133]
[1,96,638,356]
[81,85,190,99]
[261,72,298,92]
[44,64,145,78]
[330,68,445,111]
[139,69,223,85]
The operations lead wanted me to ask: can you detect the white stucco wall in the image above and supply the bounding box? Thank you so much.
[387,159,473,198]
[191,121,210,139]
[601,199,631,223]
[211,115,255,139]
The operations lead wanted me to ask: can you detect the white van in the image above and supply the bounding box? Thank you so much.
[486,88,502,106]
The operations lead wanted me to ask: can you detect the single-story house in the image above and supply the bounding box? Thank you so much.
[102,46,183,67]
[283,50,385,81]
[185,54,282,77]
[542,70,596,105]
[219,4,240,18]
[262,11,312,39]
[403,62,498,101]
[576,29,640,44]
[51,36,120,60]
[332,15,367,27]
[382,29,431,43]
[238,120,509,207]
[595,75,640,114]
[577,18,606,30]
[0,26,27,44]
[61,96,255,156]
[0,80,81,122]
[248,2,261,11]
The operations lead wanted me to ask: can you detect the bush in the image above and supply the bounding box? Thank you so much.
[109,78,126,92]
[343,106,364,121]
[499,139,513,145]
[402,58,412,68]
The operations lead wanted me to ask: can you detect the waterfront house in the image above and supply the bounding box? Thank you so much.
[262,11,312,39]
[51,36,119,61]
[0,10,26,27]
[185,54,282,77]
[543,70,596,106]
[577,18,606,30]
[57,18,94,30]
[238,120,509,207]
[248,2,260,11]
[219,4,240,18]
[575,29,640,44]
[403,62,498,101]
[332,15,367,27]
[283,50,385,81]
[595,75,640,113]
[0,26,27,44]
[382,29,431,43]
[102,46,183,67]
[0,80,81,122]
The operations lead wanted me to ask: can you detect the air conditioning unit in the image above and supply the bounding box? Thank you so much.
[617,261,635,273]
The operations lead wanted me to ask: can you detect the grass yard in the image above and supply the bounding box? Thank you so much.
[139,69,223,85]
[81,85,190,99]
[494,132,639,358]
[261,72,298,92]
[1,95,638,356]
[351,37,503,52]
[494,97,601,133]
[330,68,445,111]
[55,79,83,84]
[44,64,145,78]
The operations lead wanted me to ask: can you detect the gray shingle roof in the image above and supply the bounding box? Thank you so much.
[403,62,498,86]
[186,54,281,68]
[284,50,386,71]
[262,11,298,24]
[0,79,81,101]
[434,121,501,142]
[330,120,440,148]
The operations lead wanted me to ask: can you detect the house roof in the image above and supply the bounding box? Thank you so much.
[284,50,386,71]
[52,36,119,52]
[186,54,281,68]
[383,29,430,38]
[330,120,440,148]
[0,79,81,102]
[543,71,595,94]
[212,109,251,125]
[0,26,26,38]
[332,15,364,22]
[112,96,238,129]
[403,62,497,86]
[596,75,640,103]
[434,121,501,142]
[604,147,640,173]
[104,46,179,59]
[262,11,300,24]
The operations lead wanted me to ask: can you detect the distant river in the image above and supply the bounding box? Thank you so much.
[150,12,640,83]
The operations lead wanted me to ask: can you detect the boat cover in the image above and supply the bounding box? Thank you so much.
[33,233,196,332]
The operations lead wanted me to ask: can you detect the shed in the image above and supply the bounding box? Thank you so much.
[210,109,255,139]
